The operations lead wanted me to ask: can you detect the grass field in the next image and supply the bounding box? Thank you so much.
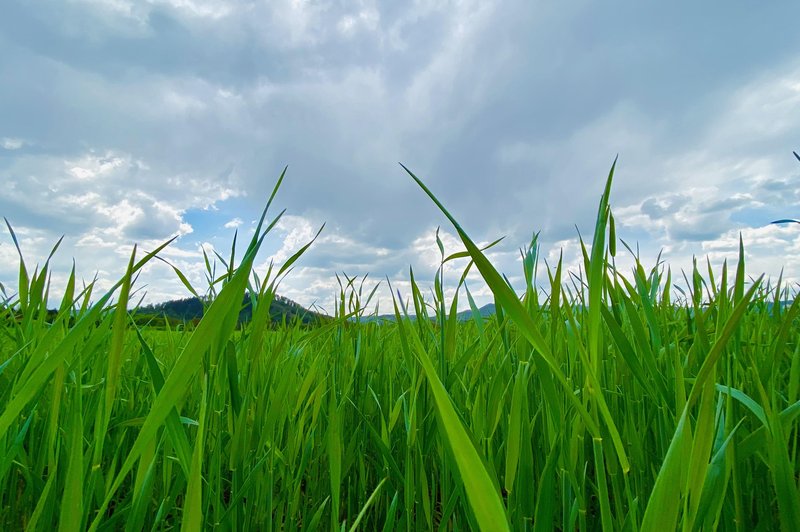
[1,164,798,531]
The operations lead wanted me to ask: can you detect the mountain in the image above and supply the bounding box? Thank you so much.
[135,293,327,327]
[456,303,496,321]
[363,303,497,323]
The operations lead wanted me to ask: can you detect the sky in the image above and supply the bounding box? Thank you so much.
[2,0,800,315]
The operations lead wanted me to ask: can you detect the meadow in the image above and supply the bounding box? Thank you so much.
[1,163,798,531]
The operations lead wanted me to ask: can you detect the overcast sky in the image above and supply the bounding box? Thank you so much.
[2,0,800,314]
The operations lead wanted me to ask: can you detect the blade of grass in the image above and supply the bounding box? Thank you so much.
[181,374,209,532]
[390,284,510,532]
[348,477,387,532]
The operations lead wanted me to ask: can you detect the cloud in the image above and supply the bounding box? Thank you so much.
[2,0,800,311]
[1,137,26,150]
[619,189,761,242]
[224,217,243,229]
[337,7,380,37]
[257,216,532,311]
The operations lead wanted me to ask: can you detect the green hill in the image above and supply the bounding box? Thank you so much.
[135,293,326,328]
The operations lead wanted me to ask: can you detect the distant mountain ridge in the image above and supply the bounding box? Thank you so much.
[363,303,496,323]
[136,293,325,326]
[458,303,496,320]
[136,296,498,327]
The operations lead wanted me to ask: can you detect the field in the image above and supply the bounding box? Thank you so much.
[1,165,799,531]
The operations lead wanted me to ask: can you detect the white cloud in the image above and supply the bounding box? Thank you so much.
[3,1,800,311]
[1,137,25,150]
[617,188,759,242]
[337,7,380,36]
[155,0,234,20]
[67,152,128,180]
[711,63,800,142]
[72,0,140,19]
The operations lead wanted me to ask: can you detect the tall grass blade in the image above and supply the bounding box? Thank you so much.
[391,287,510,531]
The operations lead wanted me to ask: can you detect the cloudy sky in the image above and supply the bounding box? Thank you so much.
[2,0,800,314]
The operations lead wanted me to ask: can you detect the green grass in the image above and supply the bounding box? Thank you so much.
[1,164,798,531]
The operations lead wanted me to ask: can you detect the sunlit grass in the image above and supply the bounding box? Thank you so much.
[1,164,798,531]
